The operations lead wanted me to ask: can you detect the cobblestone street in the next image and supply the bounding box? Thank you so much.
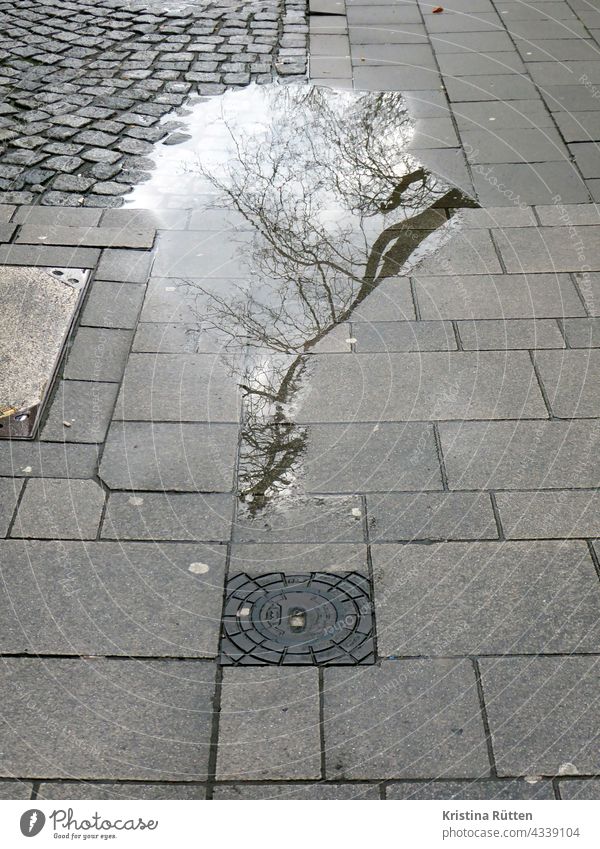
[1,0,600,806]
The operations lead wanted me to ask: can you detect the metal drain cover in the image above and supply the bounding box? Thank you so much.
[0,265,90,439]
[220,572,375,665]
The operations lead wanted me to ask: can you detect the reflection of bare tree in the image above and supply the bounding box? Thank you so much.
[183,84,475,510]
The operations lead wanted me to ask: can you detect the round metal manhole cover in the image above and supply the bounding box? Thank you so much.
[220,572,375,665]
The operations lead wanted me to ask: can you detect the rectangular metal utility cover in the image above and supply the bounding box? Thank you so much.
[0,265,90,439]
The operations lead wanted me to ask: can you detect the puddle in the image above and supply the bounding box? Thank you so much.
[127,83,476,512]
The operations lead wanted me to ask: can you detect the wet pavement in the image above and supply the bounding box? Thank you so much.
[0,0,600,803]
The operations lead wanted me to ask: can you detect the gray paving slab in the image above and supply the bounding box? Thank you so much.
[151,231,254,278]
[99,421,239,492]
[372,541,600,656]
[344,277,416,321]
[414,273,585,320]
[348,24,428,44]
[103,492,233,541]
[0,443,99,480]
[102,210,189,230]
[457,318,564,349]
[309,55,352,77]
[424,11,503,32]
[95,248,153,283]
[411,228,501,274]
[439,420,600,490]
[559,780,600,800]
[113,353,241,423]
[542,84,600,112]
[535,204,600,226]
[41,380,118,444]
[496,490,600,539]
[233,496,365,543]
[460,127,568,164]
[16,224,155,249]
[352,320,456,352]
[323,660,490,779]
[534,349,600,416]
[553,111,600,143]
[368,493,497,541]
[0,478,23,538]
[402,90,452,118]
[309,34,351,56]
[410,117,460,148]
[64,327,133,382]
[471,162,590,205]
[515,38,600,62]
[80,280,146,329]
[438,52,526,76]
[429,31,516,53]
[350,43,436,67]
[496,2,578,22]
[386,779,554,799]
[132,322,224,354]
[569,142,600,179]
[495,226,600,273]
[409,148,474,195]
[576,272,600,315]
[37,782,206,800]
[562,317,600,347]
[214,783,379,799]
[0,540,225,656]
[508,20,588,39]
[480,657,600,776]
[11,208,100,227]
[528,60,600,87]
[297,352,547,422]
[0,780,33,799]
[12,479,105,540]
[444,74,539,102]
[217,668,321,780]
[0,244,100,267]
[347,5,423,24]
[0,658,215,779]
[229,543,368,574]
[304,423,443,492]
[452,99,555,130]
[457,207,537,227]
[352,65,441,90]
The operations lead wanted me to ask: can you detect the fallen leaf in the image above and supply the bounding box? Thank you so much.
[432,5,444,11]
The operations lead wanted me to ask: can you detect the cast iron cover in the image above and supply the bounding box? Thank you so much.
[220,571,375,665]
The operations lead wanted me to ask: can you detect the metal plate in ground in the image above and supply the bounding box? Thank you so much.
[0,266,90,439]
[220,572,375,665]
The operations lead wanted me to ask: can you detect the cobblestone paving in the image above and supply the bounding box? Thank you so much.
[1,0,600,804]
[0,0,306,207]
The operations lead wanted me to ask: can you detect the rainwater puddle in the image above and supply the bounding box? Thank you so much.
[127,83,477,513]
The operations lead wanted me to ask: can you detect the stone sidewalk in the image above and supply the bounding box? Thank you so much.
[0,0,600,803]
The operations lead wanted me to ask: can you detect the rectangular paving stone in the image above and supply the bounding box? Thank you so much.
[151,231,253,278]
[12,479,105,540]
[304,423,443,492]
[439,420,600,489]
[409,117,460,148]
[133,322,223,354]
[95,248,153,282]
[217,668,321,780]
[438,52,526,76]
[99,421,238,491]
[373,541,600,656]
[509,19,588,39]
[534,349,600,416]
[562,317,600,347]
[347,4,423,24]
[535,204,600,226]
[0,658,215,779]
[386,779,553,799]
[495,226,600,272]
[350,43,436,68]
[553,111,600,143]
[324,660,490,779]
[352,320,456,352]
[558,780,600,800]
[114,353,241,423]
[16,224,155,249]
[414,273,585,319]
[348,25,428,44]
[368,493,497,541]
[12,207,102,226]
[64,327,133,382]
[0,540,226,656]
[457,318,565,349]
[80,280,146,329]
[37,782,206,800]
[0,477,22,537]
[529,60,600,87]
[0,780,33,799]
[297,352,547,422]
[102,208,189,229]
[41,380,118,443]
[460,127,567,164]
[457,206,537,227]
[444,74,538,102]
[412,229,502,274]
[515,38,600,62]
[0,443,99,479]
[0,244,100,267]
[352,65,441,91]
[350,277,416,321]
[103,492,233,541]
[229,543,368,575]
[233,496,365,543]
[542,84,600,113]
[497,490,600,539]
[472,162,590,206]
[424,11,503,31]
[214,783,379,799]
[480,657,600,776]
[453,99,555,130]
[576,272,600,315]
[430,31,515,53]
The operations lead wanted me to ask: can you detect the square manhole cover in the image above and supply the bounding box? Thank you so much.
[0,266,90,439]
[220,572,375,665]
